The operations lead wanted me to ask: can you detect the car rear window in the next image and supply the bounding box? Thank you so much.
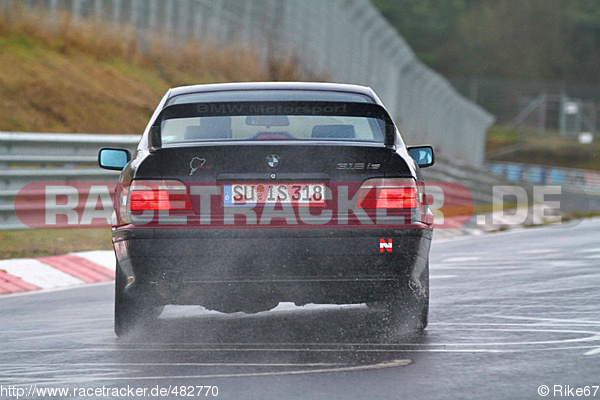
[156,101,390,145]
[161,115,384,143]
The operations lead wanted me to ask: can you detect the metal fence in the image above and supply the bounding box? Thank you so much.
[450,77,600,135]
[7,0,494,165]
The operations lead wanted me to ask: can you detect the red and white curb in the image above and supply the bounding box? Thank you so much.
[0,250,115,295]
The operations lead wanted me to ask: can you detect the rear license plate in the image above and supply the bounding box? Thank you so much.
[223,183,326,206]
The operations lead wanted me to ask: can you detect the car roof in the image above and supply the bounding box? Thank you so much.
[166,82,381,104]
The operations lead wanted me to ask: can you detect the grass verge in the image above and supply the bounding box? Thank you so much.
[0,229,112,260]
[486,125,600,171]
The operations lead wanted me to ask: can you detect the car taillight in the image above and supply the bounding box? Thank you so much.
[129,182,191,211]
[356,179,419,209]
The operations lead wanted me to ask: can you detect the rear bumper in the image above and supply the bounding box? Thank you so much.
[113,226,432,306]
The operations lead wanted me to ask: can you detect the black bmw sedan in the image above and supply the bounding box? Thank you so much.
[98,82,435,337]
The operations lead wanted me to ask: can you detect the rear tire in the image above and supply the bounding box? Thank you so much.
[373,266,429,333]
[411,268,429,332]
[378,291,427,332]
[114,264,164,337]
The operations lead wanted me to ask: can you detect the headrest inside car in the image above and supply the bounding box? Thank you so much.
[311,125,355,139]
[185,117,233,139]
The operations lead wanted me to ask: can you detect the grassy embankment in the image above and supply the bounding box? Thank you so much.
[0,8,303,133]
[0,8,305,259]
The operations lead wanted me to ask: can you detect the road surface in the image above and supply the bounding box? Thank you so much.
[1,219,599,399]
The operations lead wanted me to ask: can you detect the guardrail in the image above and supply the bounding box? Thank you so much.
[487,161,600,195]
[0,132,139,230]
[3,131,599,230]
[423,158,520,206]
[0,131,522,231]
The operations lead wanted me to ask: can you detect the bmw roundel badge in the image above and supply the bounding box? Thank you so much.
[266,154,280,168]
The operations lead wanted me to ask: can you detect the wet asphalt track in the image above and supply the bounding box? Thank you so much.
[1,218,600,400]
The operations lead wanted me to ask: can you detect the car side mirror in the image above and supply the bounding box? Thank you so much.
[407,145,434,168]
[98,148,131,170]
